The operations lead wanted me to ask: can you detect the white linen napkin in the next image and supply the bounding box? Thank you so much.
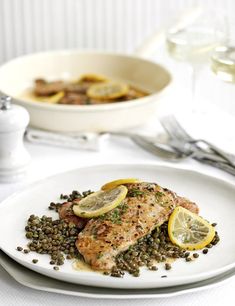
[25,128,108,151]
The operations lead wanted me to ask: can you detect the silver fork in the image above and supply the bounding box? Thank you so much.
[160,115,235,175]
[160,115,235,163]
[106,131,223,162]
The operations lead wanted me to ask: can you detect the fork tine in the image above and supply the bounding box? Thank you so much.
[160,115,192,142]
[159,116,178,139]
[168,116,192,140]
[131,135,184,160]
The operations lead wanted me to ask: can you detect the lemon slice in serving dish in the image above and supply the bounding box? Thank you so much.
[168,206,215,250]
[101,178,140,190]
[79,73,107,83]
[39,91,64,104]
[72,185,128,218]
[87,82,129,100]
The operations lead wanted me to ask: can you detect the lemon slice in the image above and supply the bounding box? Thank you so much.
[168,206,215,250]
[72,185,128,218]
[39,91,64,104]
[101,178,140,190]
[79,74,107,83]
[87,82,129,100]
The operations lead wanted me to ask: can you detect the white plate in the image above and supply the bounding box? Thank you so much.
[0,164,235,289]
[1,250,235,299]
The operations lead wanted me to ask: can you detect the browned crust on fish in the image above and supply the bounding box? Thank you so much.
[76,182,199,271]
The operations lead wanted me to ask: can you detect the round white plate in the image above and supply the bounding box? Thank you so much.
[1,250,235,299]
[0,164,235,289]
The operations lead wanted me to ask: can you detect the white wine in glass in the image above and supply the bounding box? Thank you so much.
[211,46,235,83]
[166,11,227,110]
[167,27,225,64]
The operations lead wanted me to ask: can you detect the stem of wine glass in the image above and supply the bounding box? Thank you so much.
[191,64,196,110]
[190,63,201,112]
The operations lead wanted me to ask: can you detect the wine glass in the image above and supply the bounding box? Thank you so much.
[166,9,228,111]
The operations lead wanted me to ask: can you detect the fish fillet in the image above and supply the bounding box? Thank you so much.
[76,182,199,270]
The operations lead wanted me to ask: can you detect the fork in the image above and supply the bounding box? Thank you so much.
[160,115,235,164]
[160,115,235,175]
[106,131,224,162]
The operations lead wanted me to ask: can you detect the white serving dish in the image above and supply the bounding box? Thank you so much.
[0,50,172,132]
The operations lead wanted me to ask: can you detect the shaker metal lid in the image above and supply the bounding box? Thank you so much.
[0,95,30,132]
[0,96,11,110]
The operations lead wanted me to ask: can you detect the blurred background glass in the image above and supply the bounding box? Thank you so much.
[166,9,228,110]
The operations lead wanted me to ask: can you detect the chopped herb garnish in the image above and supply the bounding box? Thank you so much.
[97,203,128,224]
[155,191,164,199]
[128,189,145,197]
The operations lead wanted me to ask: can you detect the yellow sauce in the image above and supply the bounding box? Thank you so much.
[72,259,94,272]
[18,90,45,103]
[72,257,177,275]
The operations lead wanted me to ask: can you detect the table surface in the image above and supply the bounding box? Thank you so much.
[1,44,235,305]
[0,132,235,306]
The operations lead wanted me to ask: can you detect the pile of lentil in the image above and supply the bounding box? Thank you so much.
[17,190,93,271]
[17,189,220,277]
[23,215,80,269]
[109,222,220,278]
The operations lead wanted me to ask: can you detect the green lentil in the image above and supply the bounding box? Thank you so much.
[149,266,158,271]
[186,257,192,262]
[165,263,172,270]
[203,248,209,254]
[32,259,38,264]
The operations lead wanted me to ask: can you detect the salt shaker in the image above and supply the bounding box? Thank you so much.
[0,96,31,182]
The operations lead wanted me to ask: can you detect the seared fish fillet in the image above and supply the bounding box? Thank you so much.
[76,182,199,271]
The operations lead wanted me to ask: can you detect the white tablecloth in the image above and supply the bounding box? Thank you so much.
[0,134,235,306]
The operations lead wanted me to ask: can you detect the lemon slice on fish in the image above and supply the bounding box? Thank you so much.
[72,185,128,218]
[101,178,140,190]
[168,206,215,250]
[87,82,129,100]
